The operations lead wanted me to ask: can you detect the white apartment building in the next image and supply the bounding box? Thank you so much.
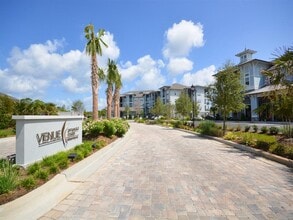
[235,49,273,121]
[120,83,211,118]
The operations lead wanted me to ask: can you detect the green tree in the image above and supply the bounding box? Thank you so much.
[84,24,108,121]
[164,103,175,119]
[208,62,245,134]
[262,46,293,122]
[105,59,119,119]
[151,98,165,116]
[175,92,193,119]
[0,95,16,129]
[71,100,85,115]
[124,105,130,119]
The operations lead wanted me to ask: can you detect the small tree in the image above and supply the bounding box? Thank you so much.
[262,46,293,122]
[151,98,165,116]
[208,61,245,135]
[175,92,193,119]
[71,100,85,115]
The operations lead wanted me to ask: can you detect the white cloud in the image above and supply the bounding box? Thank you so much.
[180,65,216,86]
[119,55,166,90]
[100,32,120,61]
[62,76,89,93]
[167,57,193,75]
[163,20,205,58]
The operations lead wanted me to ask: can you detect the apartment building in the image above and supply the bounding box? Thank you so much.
[234,49,273,121]
[120,83,211,118]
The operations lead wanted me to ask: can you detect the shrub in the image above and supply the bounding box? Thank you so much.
[41,156,55,167]
[252,125,258,133]
[103,120,116,138]
[269,126,279,135]
[198,121,222,137]
[255,134,276,151]
[27,162,40,175]
[260,126,268,134]
[0,128,15,138]
[239,133,256,146]
[282,124,293,138]
[35,170,49,181]
[244,125,250,132]
[91,121,104,136]
[224,132,238,141]
[113,119,129,137]
[48,164,59,174]
[21,176,36,190]
[0,160,18,194]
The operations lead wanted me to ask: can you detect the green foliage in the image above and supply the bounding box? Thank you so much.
[52,152,69,170]
[15,98,58,115]
[260,126,268,134]
[103,120,117,137]
[113,119,129,137]
[207,62,245,134]
[244,125,250,132]
[35,170,49,181]
[20,176,37,190]
[198,121,223,137]
[0,128,15,138]
[270,144,293,159]
[27,163,40,175]
[48,164,59,174]
[269,126,279,135]
[175,92,194,119]
[262,46,293,121]
[282,124,293,138]
[171,120,184,128]
[151,98,165,116]
[255,135,277,151]
[0,160,18,194]
[252,125,258,133]
[71,100,85,114]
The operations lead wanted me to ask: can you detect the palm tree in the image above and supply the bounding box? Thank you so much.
[113,72,122,118]
[84,24,108,121]
[106,59,118,119]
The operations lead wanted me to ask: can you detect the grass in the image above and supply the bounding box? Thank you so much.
[0,128,15,138]
[0,137,113,205]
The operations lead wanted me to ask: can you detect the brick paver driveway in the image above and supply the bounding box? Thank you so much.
[42,123,293,219]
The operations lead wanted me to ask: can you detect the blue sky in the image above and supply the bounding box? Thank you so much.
[0,0,292,110]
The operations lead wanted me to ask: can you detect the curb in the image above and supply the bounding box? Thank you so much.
[177,128,293,168]
[0,132,130,220]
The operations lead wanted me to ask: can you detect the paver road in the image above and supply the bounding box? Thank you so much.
[41,123,293,219]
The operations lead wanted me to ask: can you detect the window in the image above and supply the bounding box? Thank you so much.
[245,73,249,85]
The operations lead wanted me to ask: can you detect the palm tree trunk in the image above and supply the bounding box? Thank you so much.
[113,88,121,118]
[91,54,99,121]
[106,86,113,119]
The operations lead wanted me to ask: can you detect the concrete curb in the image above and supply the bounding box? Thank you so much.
[0,131,130,220]
[177,128,293,168]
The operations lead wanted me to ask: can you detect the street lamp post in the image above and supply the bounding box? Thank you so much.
[191,84,195,128]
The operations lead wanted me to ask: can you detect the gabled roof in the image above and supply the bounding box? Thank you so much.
[160,83,187,90]
[237,58,272,67]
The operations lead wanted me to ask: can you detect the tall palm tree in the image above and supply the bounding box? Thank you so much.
[113,72,122,118]
[106,59,118,119]
[84,24,107,121]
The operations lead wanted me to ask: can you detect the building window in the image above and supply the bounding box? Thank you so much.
[245,73,249,85]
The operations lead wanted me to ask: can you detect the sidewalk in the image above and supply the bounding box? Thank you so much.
[0,136,15,158]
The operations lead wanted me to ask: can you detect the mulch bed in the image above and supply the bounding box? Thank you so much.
[0,135,117,205]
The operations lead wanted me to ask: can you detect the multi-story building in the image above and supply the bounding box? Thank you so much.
[120,90,158,118]
[185,85,212,117]
[120,83,211,118]
[235,49,273,121]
